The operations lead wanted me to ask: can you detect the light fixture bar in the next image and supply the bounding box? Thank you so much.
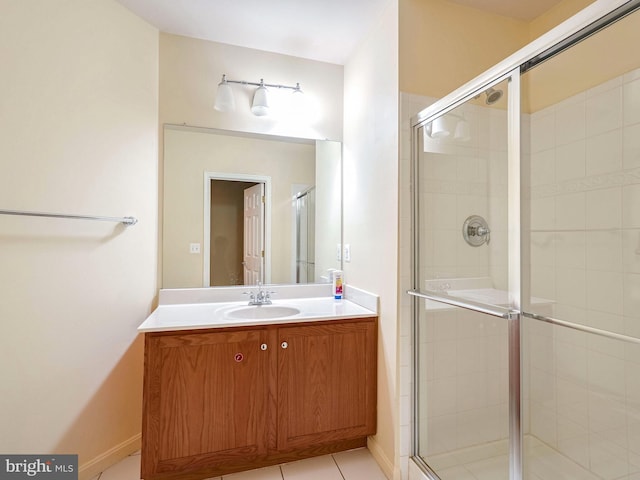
[221,75,302,92]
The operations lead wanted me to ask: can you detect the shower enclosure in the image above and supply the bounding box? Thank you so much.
[409,1,640,479]
[295,187,316,283]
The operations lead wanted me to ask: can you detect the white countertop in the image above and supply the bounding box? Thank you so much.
[138,285,378,333]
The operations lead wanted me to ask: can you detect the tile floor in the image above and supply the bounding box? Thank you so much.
[90,447,388,480]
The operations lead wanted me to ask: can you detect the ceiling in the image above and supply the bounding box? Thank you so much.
[115,0,565,65]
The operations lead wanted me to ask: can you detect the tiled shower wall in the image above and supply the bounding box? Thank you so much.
[418,101,508,285]
[526,67,640,479]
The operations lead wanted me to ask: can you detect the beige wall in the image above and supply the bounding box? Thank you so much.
[399,0,598,102]
[529,0,595,39]
[163,127,315,287]
[525,5,640,112]
[343,1,400,477]
[399,0,530,99]
[159,33,344,141]
[314,140,343,282]
[0,1,158,478]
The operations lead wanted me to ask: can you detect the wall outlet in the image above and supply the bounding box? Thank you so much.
[344,244,351,262]
[336,243,342,261]
[189,243,201,254]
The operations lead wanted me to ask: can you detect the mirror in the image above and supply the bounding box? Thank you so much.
[162,125,342,288]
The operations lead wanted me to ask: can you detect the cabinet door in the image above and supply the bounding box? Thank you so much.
[142,329,271,478]
[277,319,377,451]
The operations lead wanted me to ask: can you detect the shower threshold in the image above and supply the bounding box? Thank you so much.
[418,435,601,480]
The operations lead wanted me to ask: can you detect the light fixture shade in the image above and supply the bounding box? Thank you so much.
[214,81,235,112]
[454,118,471,142]
[251,85,269,116]
[289,83,306,115]
[430,115,452,138]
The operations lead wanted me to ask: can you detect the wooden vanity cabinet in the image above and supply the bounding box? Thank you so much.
[141,328,273,479]
[141,317,377,480]
[277,321,377,451]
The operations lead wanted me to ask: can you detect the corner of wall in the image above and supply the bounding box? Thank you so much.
[78,434,141,480]
[367,436,396,480]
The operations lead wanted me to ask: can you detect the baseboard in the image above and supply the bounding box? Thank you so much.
[367,436,395,480]
[78,433,141,480]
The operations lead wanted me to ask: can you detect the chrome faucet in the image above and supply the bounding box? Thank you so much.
[244,282,273,305]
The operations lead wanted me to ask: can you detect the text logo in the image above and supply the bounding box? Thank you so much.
[0,455,77,480]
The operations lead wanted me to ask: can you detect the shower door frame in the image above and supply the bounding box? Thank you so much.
[408,1,640,479]
[409,69,522,480]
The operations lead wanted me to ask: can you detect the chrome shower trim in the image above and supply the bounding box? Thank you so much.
[507,70,523,480]
[462,214,491,246]
[407,290,516,319]
[523,312,640,345]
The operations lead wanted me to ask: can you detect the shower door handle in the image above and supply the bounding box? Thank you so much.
[407,289,515,319]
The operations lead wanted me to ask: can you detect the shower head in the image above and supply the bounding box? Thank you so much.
[485,87,503,105]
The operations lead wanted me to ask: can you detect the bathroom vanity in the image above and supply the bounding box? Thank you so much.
[138,285,378,480]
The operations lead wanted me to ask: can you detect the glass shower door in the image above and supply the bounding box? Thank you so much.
[413,77,517,479]
[521,7,640,479]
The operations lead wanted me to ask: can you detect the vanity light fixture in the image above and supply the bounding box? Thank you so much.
[427,113,470,142]
[214,74,304,117]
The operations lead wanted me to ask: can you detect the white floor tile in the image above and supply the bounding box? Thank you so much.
[281,455,343,480]
[99,454,141,480]
[222,465,281,480]
[98,449,390,480]
[333,448,387,480]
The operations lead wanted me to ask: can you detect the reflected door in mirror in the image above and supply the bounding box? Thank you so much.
[243,183,265,285]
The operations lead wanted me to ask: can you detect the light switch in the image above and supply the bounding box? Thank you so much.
[344,244,351,262]
[189,243,201,254]
[336,243,342,261]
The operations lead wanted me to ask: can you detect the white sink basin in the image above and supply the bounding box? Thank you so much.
[224,305,301,320]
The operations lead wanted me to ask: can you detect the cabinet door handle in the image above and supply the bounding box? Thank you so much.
[281,341,288,349]
[261,343,268,351]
